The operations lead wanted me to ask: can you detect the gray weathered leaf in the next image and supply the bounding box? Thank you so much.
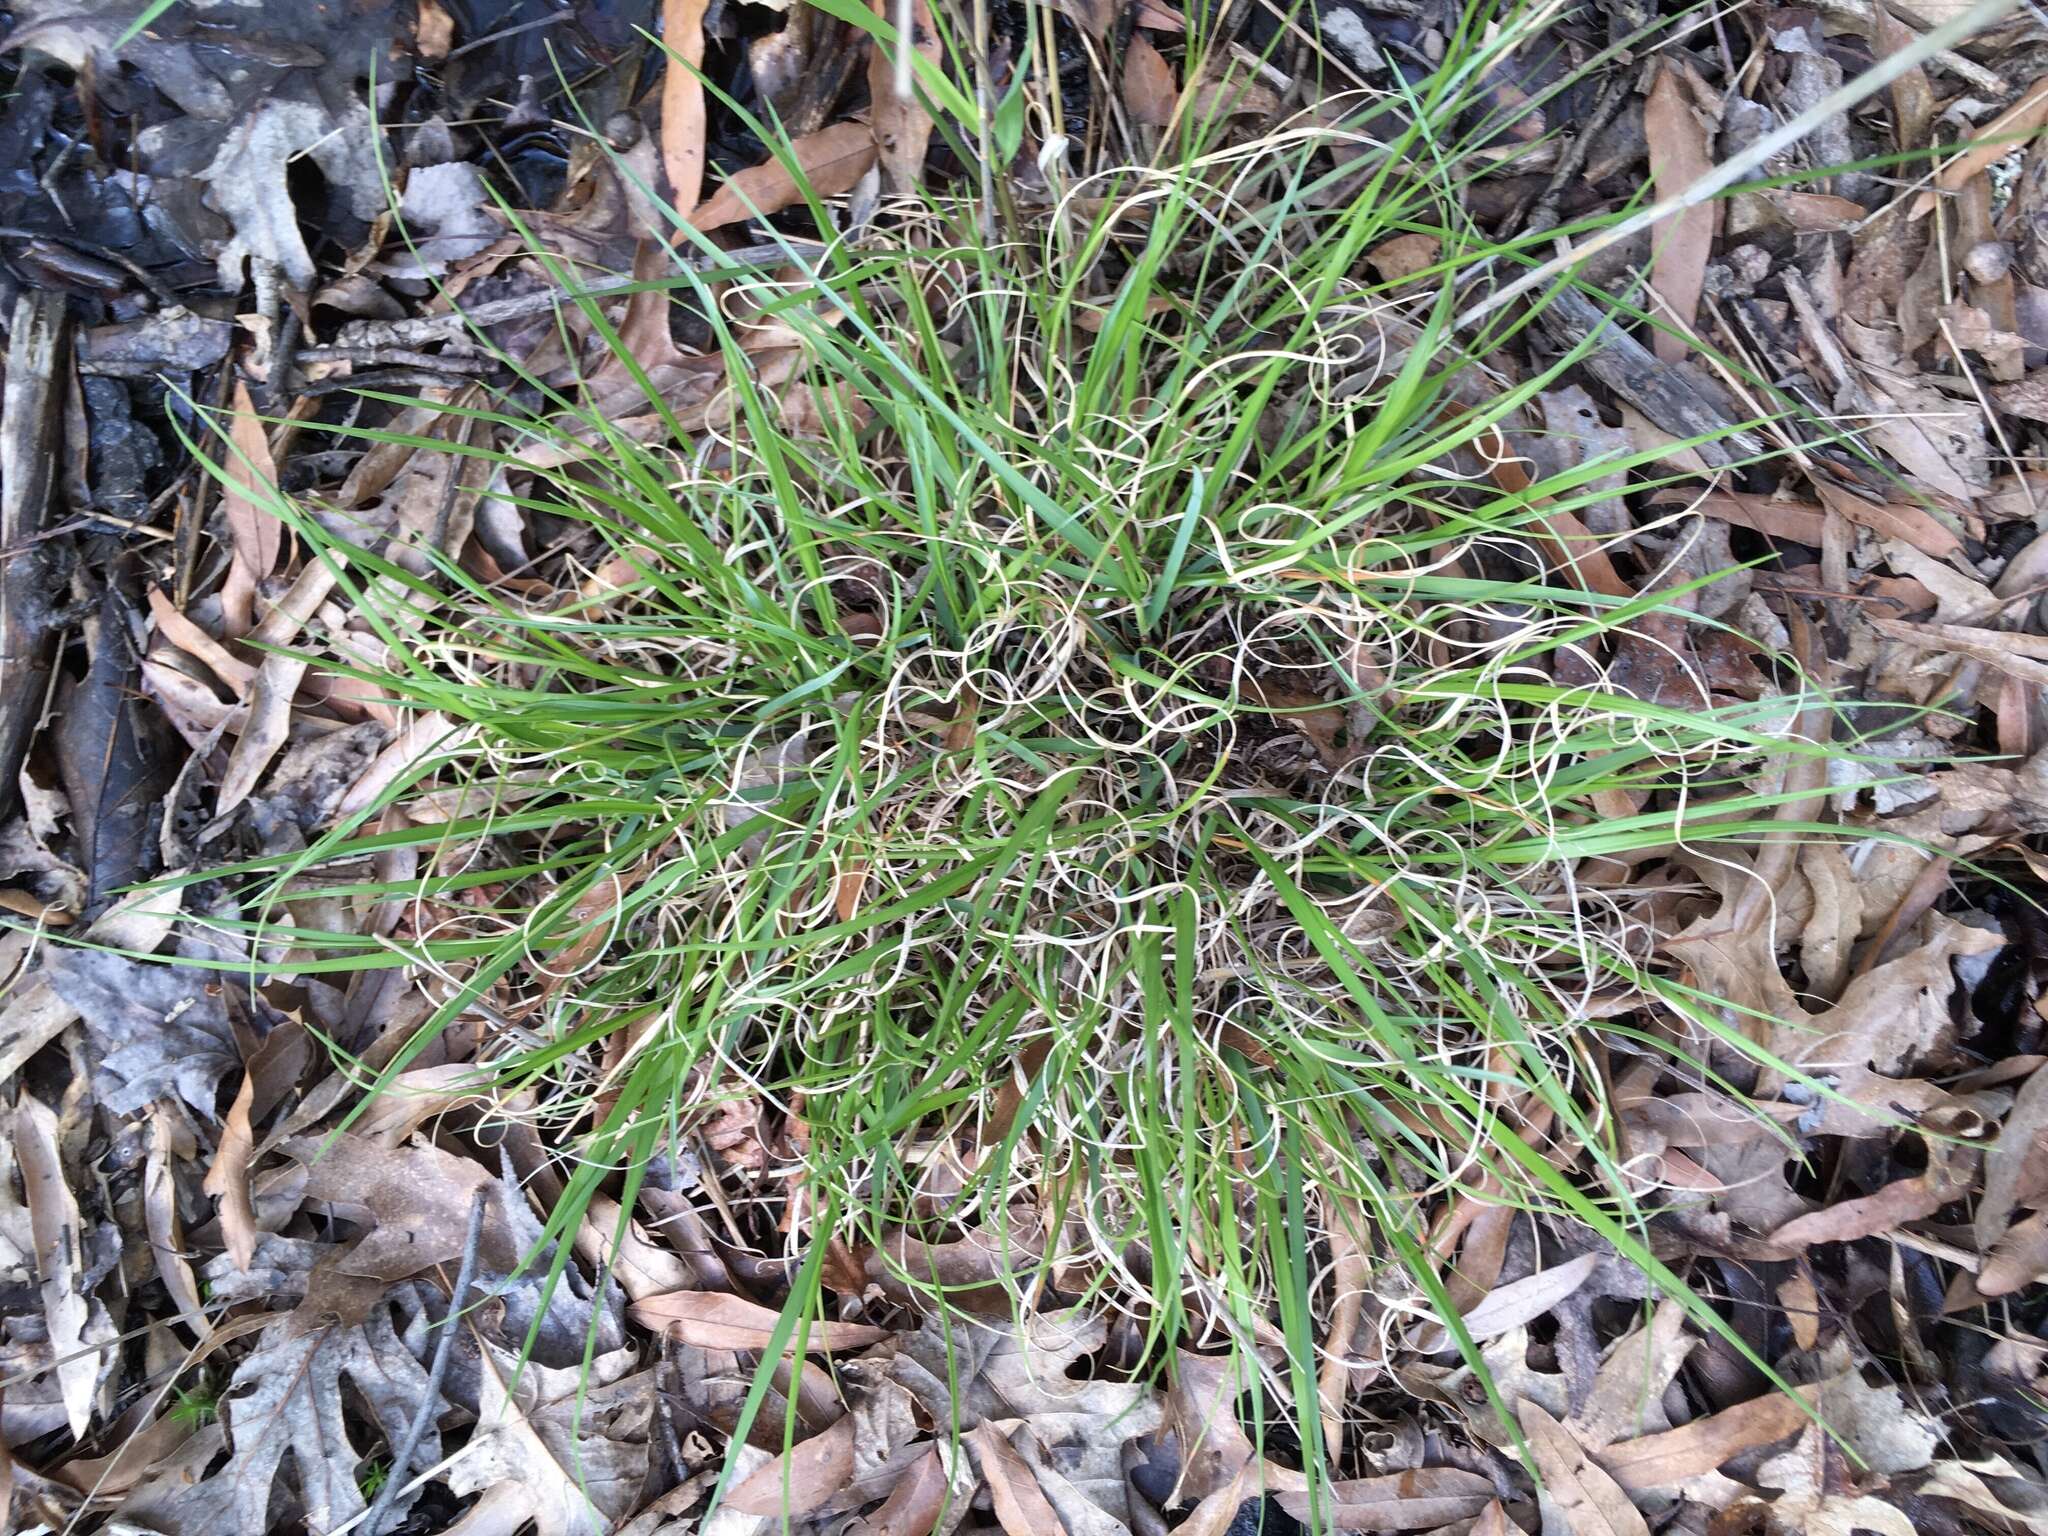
[221,1294,441,1536]
[442,1345,653,1536]
[43,948,239,1117]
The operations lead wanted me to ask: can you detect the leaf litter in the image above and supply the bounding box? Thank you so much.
[4,0,2048,1532]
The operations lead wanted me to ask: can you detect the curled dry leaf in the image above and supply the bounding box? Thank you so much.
[629,1288,890,1352]
[144,1106,206,1320]
[203,1066,260,1273]
[15,1093,107,1438]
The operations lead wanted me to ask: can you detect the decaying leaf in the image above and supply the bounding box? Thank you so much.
[661,0,712,216]
[868,0,940,193]
[1277,1469,1497,1530]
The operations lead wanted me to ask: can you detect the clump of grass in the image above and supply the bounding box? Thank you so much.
[195,0,1858,1497]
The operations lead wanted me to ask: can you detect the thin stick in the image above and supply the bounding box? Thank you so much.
[363,1188,489,1536]
[1454,0,2019,334]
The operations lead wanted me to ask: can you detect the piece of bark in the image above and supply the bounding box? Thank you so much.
[1534,287,1755,469]
[1,292,70,823]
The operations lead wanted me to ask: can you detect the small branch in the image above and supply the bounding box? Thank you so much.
[363,1187,489,1536]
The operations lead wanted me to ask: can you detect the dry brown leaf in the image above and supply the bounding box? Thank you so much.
[1769,189,1868,231]
[629,1289,889,1352]
[213,651,308,819]
[1772,912,2004,1080]
[1572,1302,1693,1449]
[1419,1252,1599,1352]
[869,0,940,193]
[1043,0,1116,33]
[213,557,346,819]
[1746,1427,1917,1536]
[147,586,256,695]
[1979,1208,2048,1295]
[1686,491,1827,547]
[1766,1141,1968,1250]
[1600,1388,1814,1492]
[1913,73,2048,217]
[1811,481,1963,564]
[1275,1469,1495,1530]
[416,0,455,59]
[441,1345,651,1536]
[218,380,283,638]
[727,1414,857,1516]
[144,1106,206,1320]
[1643,62,1717,362]
[973,1422,1066,1534]
[691,122,879,233]
[284,1133,499,1288]
[16,1092,105,1437]
[1779,1271,1822,1350]
[1166,1353,1256,1502]
[1319,1204,1371,1454]
[202,1066,259,1273]
[1916,1455,2048,1535]
[847,1443,966,1536]
[53,1407,198,1498]
[1471,1500,1520,1536]
[661,0,711,217]
[1519,1399,1649,1536]
[1367,233,1442,285]
[574,1194,695,1302]
[1981,1060,2048,1251]
[1124,33,1178,127]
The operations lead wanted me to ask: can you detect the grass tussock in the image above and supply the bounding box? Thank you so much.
[191,1,1864,1475]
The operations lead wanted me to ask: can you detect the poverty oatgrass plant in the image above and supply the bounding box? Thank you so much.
[180,0,1887,1511]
